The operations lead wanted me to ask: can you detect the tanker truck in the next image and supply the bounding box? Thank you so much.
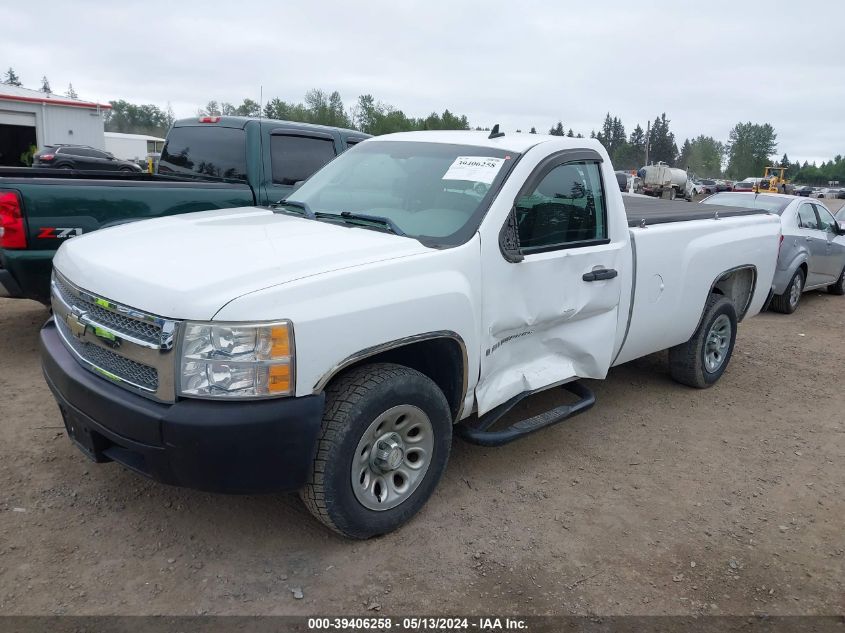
[640,162,692,201]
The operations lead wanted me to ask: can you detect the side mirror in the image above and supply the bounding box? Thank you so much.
[499,207,524,263]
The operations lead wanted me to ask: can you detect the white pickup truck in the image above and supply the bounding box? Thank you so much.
[41,130,781,538]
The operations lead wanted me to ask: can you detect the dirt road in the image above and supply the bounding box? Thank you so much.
[0,292,842,616]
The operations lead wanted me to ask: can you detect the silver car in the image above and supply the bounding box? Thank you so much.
[701,192,845,313]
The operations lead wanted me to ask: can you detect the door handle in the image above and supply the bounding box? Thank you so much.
[582,268,618,282]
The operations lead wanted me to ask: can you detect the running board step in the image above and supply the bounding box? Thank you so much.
[457,381,596,447]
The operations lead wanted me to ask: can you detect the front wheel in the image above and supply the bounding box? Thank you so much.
[300,363,452,539]
[668,294,738,388]
[771,268,804,314]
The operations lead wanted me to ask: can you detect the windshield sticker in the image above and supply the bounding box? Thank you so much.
[442,156,506,184]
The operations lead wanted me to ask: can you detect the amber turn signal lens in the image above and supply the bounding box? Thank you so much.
[270,326,291,357]
[268,364,291,393]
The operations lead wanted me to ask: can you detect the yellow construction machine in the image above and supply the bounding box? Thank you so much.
[757,166,792,194]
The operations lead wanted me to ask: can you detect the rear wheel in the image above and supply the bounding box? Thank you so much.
[669,294,737,388]
[771,268,804,314]
[300,363,452,539]
[828,267,845,296]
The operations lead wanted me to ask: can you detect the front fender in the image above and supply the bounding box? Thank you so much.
[212,240,482,403]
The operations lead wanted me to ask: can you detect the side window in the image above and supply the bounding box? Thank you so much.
[515,160,607,251]
[60,147,86,157]
[814,204,835,231]
[797,204,819,230]
[271,135,337,186]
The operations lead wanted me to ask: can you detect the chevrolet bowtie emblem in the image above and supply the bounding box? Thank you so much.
[66,312,87,339]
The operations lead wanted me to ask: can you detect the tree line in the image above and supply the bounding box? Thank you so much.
[3,67,842,185]
[199,90,471,136]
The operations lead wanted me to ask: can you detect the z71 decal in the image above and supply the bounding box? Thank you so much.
[37,227,83,239]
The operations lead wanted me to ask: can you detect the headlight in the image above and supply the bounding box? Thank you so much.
[178,321,294,398]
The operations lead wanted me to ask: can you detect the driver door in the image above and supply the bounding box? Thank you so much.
[814,204,845,280]
[796,203,828,285]
[476,153,626,415]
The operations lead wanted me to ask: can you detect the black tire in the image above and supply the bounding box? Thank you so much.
[828,267,845,296]
[669,294,738,389]
[300,363,452,539]
[668,187,676,201]
[58,164,74,169]
[119,167,133,173]
[771,268,804,314]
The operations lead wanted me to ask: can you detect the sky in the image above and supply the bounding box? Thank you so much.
[2,0,844,165]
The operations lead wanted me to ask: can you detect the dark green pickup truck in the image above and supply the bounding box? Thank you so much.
[0,116,367,302]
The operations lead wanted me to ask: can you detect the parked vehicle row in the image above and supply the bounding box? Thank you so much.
[36,130,782,538]
[701,192,845,312]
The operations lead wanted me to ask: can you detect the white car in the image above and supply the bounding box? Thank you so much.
[42,131,781,538]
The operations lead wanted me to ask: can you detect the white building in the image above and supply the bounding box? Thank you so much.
[0,84,111,166]
[104,132,165,162]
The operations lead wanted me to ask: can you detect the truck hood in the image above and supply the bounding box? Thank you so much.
[53,207,431,320]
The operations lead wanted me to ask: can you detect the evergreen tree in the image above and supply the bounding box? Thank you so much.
[529,127,537,134]
[40,76,51,93]
[66,83,78,99]
[648,113,678,165]
[549,121,564,136]
[4,67,22,86]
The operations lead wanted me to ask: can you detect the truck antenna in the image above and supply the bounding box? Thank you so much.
[258,85,266,204]
[488,124,505,139]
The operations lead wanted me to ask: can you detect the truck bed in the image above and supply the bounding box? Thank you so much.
[623,194,768,227]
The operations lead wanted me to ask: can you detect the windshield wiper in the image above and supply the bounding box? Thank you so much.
[328,211,407,237]
[272,199,316,219]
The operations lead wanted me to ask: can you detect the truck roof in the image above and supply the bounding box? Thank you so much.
[172,116,366,137]
[372,130,605,154]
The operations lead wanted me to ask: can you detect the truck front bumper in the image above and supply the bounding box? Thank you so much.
[40,319,325,494]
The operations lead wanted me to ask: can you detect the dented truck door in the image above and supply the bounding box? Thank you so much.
[475,152,627,415]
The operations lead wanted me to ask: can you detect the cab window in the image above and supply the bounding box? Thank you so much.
[813,204,836,231]
[515,161,607,252]
[797,204,819,230]
[271,135,337,186]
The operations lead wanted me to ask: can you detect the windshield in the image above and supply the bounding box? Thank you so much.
[701,192,791,214]
[285,141,518,246]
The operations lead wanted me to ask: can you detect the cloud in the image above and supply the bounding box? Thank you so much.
[1,0,842,163]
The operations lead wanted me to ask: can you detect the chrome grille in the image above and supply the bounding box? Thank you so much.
[50,271,178,402]
[56,318,159,391]
[53,275,162,345]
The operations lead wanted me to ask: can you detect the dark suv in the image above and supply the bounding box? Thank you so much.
[32,145,142,172]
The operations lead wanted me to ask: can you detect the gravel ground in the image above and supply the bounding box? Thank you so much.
[0,290,843,616]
